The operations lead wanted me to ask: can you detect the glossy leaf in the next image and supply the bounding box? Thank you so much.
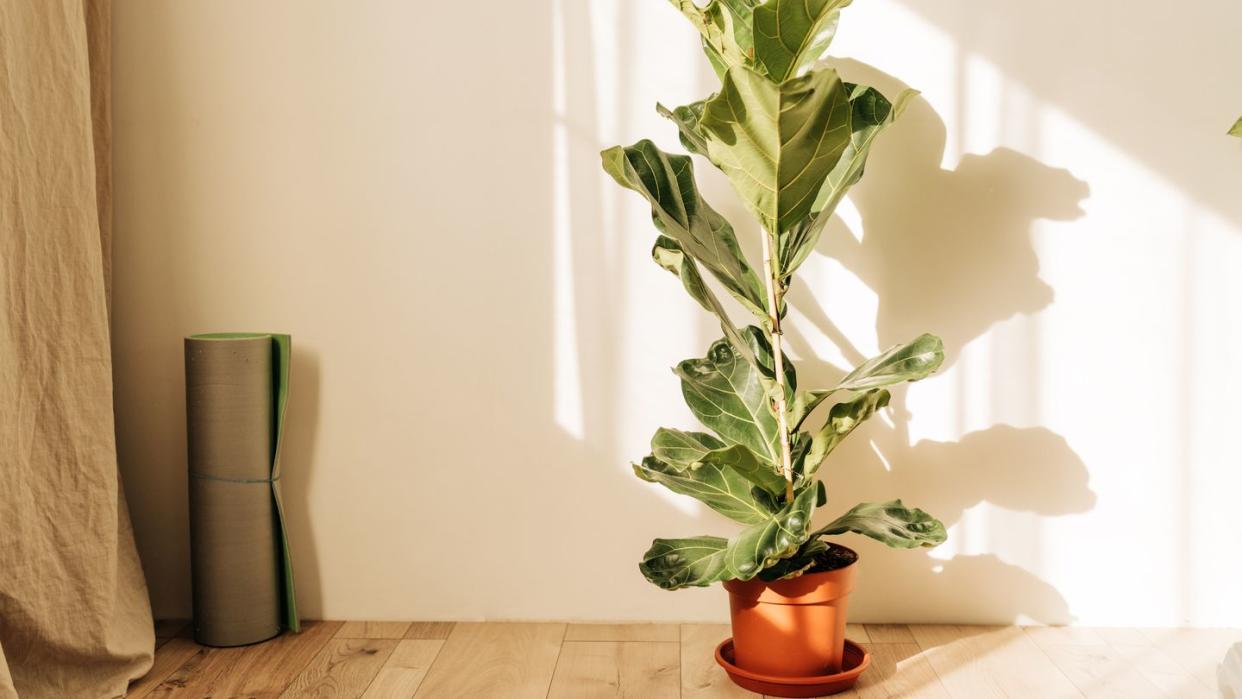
[724,483,817,579]
[650,428,726,469]
[837,333,943,392]
[789,333,943,429]
[640,483,816,589]
[651,236,756,363]
[780,85,917,276]
[815,499,947,548]
[752,0,852,82]
[650,428,786,498]
[640,536,728,589]
[634,455,778,524]
[700,66,852,236]
[800,389,890,480]
[602,140,767,318]
[699,443,788,497]
[668,0,758,77]
[676,336,782,464]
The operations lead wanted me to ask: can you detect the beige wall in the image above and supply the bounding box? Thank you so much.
[112,1,1242,626]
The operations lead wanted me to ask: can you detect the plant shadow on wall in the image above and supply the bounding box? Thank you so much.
[786,60,1096,623]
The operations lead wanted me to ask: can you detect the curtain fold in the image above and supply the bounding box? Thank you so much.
[0,1,155,696]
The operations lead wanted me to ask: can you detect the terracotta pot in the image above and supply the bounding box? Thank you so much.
[722,547,857,677]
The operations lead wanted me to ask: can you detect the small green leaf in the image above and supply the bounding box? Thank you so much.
[801,389,890,480]
[634,455,778,525]
[667,0,758,77]
[816,499,947,549]
[836,334,943,393]
[676,336,783,464]
[651,237,757,367]
[640,536,728,589]
[657,100,709,157]
[700,66,853,236]
[788,333,943,430]
[752,0,852,82]
[1231,117,1242,137]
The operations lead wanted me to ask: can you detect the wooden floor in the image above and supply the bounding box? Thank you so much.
[130,620,1236,698]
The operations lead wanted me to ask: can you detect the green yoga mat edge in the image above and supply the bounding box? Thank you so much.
[188,332,300,634]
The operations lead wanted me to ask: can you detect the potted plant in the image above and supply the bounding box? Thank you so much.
[601,1,948,695]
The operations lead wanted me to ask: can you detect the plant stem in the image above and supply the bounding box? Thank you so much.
[760,230,795,502]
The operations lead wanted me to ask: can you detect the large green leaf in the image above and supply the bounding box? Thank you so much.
[640,536,728,589]
[639,483,817,589]
[725,483,817,578]
[634,456,778,524]
[752,0,852,82]
[780,84,917,276]
[699,66,852,236]
[815,499,947,549]
[668,0,758,77]
[676,336,782,464]
[650,428,786,497]
[601,140,767,318]
[836,333,944,391]
[651,428,726,469]
[800,389,890,480]
[789,333,944,429]
[651,236,756,364]
[698,443,788,497]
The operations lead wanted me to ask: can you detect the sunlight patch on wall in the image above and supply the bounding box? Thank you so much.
[551,0,584,440]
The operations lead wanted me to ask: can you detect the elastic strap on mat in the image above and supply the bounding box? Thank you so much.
[189,472,283,484]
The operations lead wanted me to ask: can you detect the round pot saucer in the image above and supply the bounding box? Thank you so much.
[714,638,870,698]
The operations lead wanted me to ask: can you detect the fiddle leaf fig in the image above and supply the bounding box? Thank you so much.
[752,0,852,82]
[700,66,852,236]
[608,0,947,590]
[814,500,948,549]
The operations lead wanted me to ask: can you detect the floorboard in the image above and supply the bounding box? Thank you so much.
[135,620,1237,698]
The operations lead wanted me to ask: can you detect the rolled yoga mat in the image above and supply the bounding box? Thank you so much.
[185,333,299,647]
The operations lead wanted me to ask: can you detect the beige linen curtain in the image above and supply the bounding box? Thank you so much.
[0,1,155,696]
